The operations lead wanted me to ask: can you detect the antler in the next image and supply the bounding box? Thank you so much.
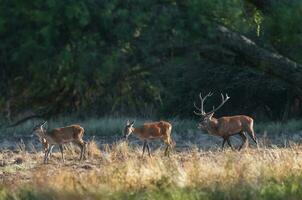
[207,93,230,115]
[193,92,213,116]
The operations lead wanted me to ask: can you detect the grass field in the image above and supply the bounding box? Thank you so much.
[1,117,302,200]
[1,141,302,200]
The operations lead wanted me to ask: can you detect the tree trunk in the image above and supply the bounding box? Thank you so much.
[212,25,302,94]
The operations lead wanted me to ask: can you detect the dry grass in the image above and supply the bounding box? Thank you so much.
[1,141,302,199]
[1,117,302,199]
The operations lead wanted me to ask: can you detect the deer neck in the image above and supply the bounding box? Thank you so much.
[205,117,219,135]
[36,130,46,139]
[39,130,54,144]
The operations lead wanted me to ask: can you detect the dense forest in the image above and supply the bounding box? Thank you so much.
[0,0,302,123]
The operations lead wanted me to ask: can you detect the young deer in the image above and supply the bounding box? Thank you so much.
[32,121,87,163]
[123,120,173,157]
[194,92,257,150]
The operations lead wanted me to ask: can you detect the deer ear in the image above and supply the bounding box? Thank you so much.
[130,121,135,126]
[126,120,130,125]
[40,121,48,129]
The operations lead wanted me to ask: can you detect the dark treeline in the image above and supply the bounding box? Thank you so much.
[0,0,302,123]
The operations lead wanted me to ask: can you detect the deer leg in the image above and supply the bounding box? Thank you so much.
[246,129,258,145]
[74,140,85,161]
[44,148,49,164]
[48,145,54,159]
[164,142,172,157]
[146,142,151,157]
[43,151,47,164]
[43,143,49,164]
[221,138,227,150]
[238,132,248,151]
[80,144,84,161]
[226,137,234,150]
[59,144,65,163]
[164,145,169,156]
[83,141,87,160]
[44,145,53,164]
[79,141,85,161]
[142,141,147,157]
[163,136,172,157]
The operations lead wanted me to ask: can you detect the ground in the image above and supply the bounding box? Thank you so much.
[0,118,302,199]
[1,140,302,200]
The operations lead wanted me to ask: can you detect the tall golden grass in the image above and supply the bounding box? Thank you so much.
[1,141,302,195]
[1,118,302,199]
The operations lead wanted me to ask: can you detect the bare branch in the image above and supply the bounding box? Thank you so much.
[7,115,45,128]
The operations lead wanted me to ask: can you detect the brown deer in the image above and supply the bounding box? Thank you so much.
[123,120,173,157]
[32,121,87,163]
[194,92,257,150]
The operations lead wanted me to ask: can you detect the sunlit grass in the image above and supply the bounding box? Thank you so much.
[1,142,302,199]
[1,117,302,199]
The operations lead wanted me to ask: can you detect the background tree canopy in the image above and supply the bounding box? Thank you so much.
[0,0,302,123]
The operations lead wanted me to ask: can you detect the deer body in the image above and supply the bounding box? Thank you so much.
[195,93,257,150]
[32,122,86,163]
[123,121,173,156]
[133,122,171,139]
[202,115,252,136]
[44,126,84,144]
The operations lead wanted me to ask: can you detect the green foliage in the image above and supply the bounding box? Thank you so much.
[265,1,302,62]
[2,175,302,200]
[0,0,301,120]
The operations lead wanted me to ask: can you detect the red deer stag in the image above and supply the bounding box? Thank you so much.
[194,92,257,150]
[32,121,87,163]
[123,120,173,157]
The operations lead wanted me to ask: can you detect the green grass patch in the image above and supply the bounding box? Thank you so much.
[255,119,302,135]
[2,175,302,200]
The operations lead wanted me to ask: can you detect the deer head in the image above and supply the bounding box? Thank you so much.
[32,121,47,140]
[123,120,135,140]
[194,92,230,129]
